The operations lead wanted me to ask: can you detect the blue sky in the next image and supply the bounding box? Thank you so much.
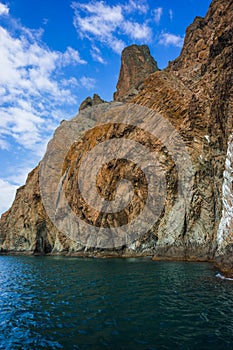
[0,0,212,214]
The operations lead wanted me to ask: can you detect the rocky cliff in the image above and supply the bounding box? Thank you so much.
[0,0,232,273]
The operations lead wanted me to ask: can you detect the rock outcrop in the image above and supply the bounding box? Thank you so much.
[0,0,232,273]
[79,94,105,111]
[114,44,158,101]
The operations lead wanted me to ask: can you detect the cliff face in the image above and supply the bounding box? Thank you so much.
[0,0,232,271]
[132,0,233,262]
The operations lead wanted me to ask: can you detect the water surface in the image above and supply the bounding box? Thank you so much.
[0,256,232,349]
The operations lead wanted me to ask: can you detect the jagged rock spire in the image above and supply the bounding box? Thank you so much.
[114,44,158,102]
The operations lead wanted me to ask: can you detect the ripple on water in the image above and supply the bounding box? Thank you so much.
[0,256,233,349]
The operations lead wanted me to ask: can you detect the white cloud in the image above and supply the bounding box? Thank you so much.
[6,165,33,186]
[122,21,152,40]
[79,1,123,23]
[91,45,106,64]
[153,7,163,24]
[0,139,9,150]
[0,2,9,16]
[72,1,123,36]
[42,18,48,25]
[72,1,125,54]
[60,46,87,66]
[80,76,96,90]
[159,33,184,48]
[62,77,79,87]
[108,38,125,54]
[0,164,34,215]
[123,0,148,14]
[0,3,90,212]
[0,20,86,152]
[169,9,173,21]
[0,178,17,215]
[72,0,152,54]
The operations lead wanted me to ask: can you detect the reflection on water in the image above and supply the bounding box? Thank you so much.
[0,256,233,349]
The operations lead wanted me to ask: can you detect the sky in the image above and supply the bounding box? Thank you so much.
[0,0,212,215]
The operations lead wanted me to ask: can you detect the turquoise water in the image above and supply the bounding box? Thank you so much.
[0,256,233,349]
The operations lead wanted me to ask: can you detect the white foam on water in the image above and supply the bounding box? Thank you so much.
[216,273,233,281]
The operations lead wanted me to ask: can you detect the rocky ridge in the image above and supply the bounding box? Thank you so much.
[0,0,232,274]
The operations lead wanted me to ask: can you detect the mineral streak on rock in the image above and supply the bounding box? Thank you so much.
[0,0,233,274]
[215,135,233,276]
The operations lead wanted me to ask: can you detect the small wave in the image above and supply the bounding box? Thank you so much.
[216,273,233,281]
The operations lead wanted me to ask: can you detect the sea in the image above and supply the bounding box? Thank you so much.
[0,256,233,349]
